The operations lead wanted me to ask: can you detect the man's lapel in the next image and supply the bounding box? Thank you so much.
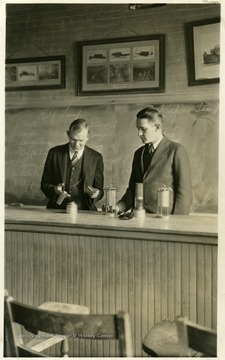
[58,144,69,183]
[143,136,170,178]
[82,146,93,189]
[82,146,89,176]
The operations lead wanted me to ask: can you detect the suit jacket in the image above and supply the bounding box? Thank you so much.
[118,136,192,214]
[41,143,104,210]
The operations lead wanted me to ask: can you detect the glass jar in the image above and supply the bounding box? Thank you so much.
[157,185,171,218]
[104,185,117,216]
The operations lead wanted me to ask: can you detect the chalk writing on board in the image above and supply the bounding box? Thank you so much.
[159,102,219,115]
[5,103,219,213]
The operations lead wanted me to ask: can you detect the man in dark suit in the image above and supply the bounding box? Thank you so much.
[117,107,192,215]
[41,118,104,210]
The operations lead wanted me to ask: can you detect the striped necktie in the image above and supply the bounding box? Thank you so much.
[143,143,154,173]
[71,150,79,166]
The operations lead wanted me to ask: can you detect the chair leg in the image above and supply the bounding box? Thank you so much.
[60,338,69,357]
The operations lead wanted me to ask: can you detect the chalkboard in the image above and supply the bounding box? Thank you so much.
[5,102,219,213]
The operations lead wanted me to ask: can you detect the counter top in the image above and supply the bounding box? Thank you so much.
[5,206,218,242]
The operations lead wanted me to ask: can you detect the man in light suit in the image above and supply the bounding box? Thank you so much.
[117,107,192,215]
[41,118,104,210]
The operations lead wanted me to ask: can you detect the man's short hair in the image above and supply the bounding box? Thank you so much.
[69,118,89,133]
[136,107,164,124]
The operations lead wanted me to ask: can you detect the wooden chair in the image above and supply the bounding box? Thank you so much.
[176,316,217,357]
[4,290,89,357]
[4,292,133,357]
[142,317,217,357]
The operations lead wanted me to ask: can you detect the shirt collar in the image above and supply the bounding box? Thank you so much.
[152,135,163,150]
[69,145,85,160]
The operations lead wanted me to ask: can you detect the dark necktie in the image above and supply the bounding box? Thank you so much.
[71,150,79,166]
[143,143,154,173]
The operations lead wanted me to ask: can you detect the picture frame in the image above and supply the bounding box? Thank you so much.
[5,55,66,91]
[185,18,220,86]
[77,35,165,95]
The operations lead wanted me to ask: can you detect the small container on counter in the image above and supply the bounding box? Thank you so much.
[66,201,78,221]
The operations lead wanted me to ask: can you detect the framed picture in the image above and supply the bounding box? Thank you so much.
[77,35,165,95]
[185,18,220,86]
[5,55,66,91]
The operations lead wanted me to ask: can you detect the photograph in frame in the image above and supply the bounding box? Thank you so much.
[5,55,66,91]
[77,35,165,95]
[185,17,220,86]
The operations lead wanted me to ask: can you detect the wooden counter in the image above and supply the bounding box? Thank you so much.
[5,207,218,357]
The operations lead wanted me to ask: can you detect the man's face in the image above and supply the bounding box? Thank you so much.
[67,128,89,151]
[136,117,158,144]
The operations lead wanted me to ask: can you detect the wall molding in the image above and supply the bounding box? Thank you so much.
[5,93,219,110]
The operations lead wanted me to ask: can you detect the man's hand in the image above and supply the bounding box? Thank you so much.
[86,186,100,199]
[54,183,64,195]
[55,183,71,199]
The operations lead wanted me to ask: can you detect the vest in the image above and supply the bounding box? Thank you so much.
[65,154,88,210]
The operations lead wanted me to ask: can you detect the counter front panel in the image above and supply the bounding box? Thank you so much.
[5,207,218,357]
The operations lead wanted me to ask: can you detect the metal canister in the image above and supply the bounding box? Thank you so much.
[133,183,145,218]
[157,184,171,217]
[66,201,78,222]
[104,185,116,216]
[56,190,67,205]
[135,183,144,210]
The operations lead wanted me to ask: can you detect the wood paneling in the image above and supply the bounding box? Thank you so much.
[5,229,217,357]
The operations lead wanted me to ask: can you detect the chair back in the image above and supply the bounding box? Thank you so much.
[176,316,217,357]
[4,292,133,357]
